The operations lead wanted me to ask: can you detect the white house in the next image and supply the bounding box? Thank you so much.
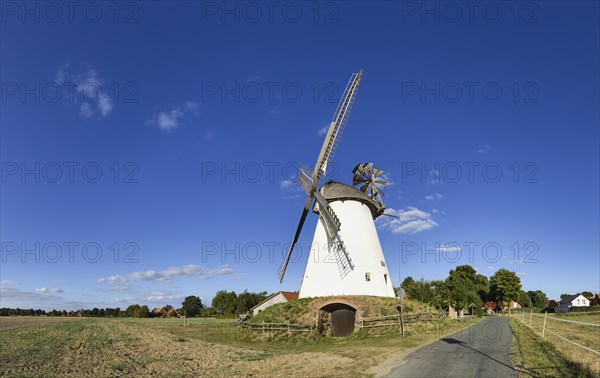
[251,291,299,316]
[555,293,590,313]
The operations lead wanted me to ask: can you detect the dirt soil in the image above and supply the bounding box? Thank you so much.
[0,319,354,377]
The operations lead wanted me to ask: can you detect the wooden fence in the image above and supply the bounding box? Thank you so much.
[239,321,313,333]
[359,312,444,328]
[239,312,449,335]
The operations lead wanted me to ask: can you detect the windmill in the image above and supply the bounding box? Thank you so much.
[278,71,395,299]
[352,163,388,208]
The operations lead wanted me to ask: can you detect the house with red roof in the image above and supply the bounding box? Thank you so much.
[483,301,498,314]
[151,307,177,318]
[251,291,299,316]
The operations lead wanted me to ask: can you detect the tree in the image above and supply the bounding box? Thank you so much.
[443,265,487,313]
[409,278,435,304]
[201,307,217,317]
[181,296,203,317]
[126,304,141,317]
[581,291,593,298]
[430,280,450,309]
[236,290,268,314]
[518,290,530,307]
[212,290,238,316]
[140,305,150,318]
[489,269,521,302]
[401,277,416,298]
[526,290,548,309]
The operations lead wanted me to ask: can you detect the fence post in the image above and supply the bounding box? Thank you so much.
[529,308,533,325]
[400,310,405,337]
[542,311,547,337]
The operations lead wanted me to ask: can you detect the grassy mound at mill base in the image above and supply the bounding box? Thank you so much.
[251,295,440,325]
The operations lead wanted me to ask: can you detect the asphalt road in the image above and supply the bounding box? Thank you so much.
[382,317,517,378]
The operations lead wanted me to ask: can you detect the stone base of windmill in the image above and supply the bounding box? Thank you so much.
[249,295,441,338]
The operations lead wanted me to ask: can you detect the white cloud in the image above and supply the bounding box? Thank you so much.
[98,274,132,291]
[280,179,294,190]
[114,296,135,303]
[35,288,64,294]
[74,68,114,117]
[478,144,492,153]
[318,125,329,136]
[79,102,94,118]
[54,65,114,118]
[99,264,235,287]
[184,101,199,112]
[146,291,182,302]
[280,178,302,198]
[157,110,182,131]
[152,101,199,131]
[436,244,462,253]
[425,193,443,201]
[0,287,63,305]
[380,172,394,187]
[54,63,69,85]
[129,270,163,282]
[97,93,114,116]
[0,280,18,286]
[377,207,439,234]
[429,169,440,184]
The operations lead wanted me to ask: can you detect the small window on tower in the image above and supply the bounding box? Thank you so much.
[365,273,371,282]
[384,274,388,285]
[380,261,386,267]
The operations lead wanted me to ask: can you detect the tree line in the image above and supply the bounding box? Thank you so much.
[399,266,558,315]
[0,290,269,318]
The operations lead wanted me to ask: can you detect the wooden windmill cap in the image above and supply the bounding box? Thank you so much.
[316,181,384,219]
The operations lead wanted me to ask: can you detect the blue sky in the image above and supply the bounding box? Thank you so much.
[1,1,598,310]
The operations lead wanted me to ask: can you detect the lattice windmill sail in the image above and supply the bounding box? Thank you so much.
[277,70,363,283]
[278,71,395,299]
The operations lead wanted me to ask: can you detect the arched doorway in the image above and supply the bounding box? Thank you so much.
[321,303,356,337]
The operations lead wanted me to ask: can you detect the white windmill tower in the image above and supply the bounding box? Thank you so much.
[277,71,395,298]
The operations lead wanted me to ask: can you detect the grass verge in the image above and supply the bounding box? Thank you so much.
[509,318,596,377]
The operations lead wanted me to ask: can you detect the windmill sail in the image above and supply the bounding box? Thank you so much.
[318,71,363,177]
[277,71,363,283]
[352,163,388,208]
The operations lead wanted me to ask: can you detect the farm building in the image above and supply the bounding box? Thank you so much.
[251,291,299,316]
[447,304,476,318]
[556,293,590,313]
[588,294,600,306]
[151,307,177,318]
[483,301,498,314]
[507,301,523,310]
